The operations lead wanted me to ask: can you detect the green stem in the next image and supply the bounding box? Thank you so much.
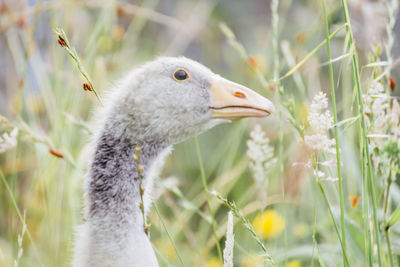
[340,1,383,266]
[386,205,400,229]
[383,168,392,217]
[311,180,318,267]
[383,166,394,267]
[153,202,185,267]
[355,94,372,266]
[280,23,347,80]
[271,0,288,264]
[194,136,223,263]
[317,180,349,266]
[385,230,394,267]
[321,1,347,265]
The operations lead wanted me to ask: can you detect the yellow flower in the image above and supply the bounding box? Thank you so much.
[252,210,285,239]
[286,260,302,267]
[207,257,222,267]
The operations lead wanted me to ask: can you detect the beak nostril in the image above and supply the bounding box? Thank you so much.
[234,91,246,98]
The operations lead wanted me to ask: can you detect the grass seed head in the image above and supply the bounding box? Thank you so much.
[57,36,67,47]
[49,148,64,158]
[83,83,93,92]
[138,164,143,174]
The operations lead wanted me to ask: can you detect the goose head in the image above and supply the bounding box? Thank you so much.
[105,57,275,144]
[74,57,275,267]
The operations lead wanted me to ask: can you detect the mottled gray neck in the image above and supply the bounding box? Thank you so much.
[87,126,167,224]
[74,123,167,267]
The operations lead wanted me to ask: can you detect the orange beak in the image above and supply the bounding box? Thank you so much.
[209,76,275,121]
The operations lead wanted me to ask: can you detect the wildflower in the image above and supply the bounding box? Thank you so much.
[252,210,285,239]
[308,91,333,133]
[207,257,222,267]
[223,212,234,267]
[286,260,302,267]
[247,125,277,185]
[0,128,18,153]
[304,92,336,154]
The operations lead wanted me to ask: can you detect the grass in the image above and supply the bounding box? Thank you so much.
[321,0,346,265]
[340,0,383,266]
[195,136,223,262]
[1,0,400,266]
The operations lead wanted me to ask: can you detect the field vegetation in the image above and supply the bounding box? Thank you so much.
[0,0,399,266]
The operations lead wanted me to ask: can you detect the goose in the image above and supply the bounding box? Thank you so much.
[72,57,275,267]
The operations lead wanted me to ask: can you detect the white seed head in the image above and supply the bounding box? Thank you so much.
[304,134,336,154]
[308,92,333,133]
[246,125,277,185]
[223,211,234,267]
[305,92,336,155]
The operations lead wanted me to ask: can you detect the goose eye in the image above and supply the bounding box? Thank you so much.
[173,69,189,81]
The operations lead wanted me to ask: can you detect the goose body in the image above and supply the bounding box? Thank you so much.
[72,57,274,267]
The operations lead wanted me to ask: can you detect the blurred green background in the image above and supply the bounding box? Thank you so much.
[1,0,400,266]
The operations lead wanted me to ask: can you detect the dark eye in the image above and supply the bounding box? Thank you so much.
[173,68,190,81]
